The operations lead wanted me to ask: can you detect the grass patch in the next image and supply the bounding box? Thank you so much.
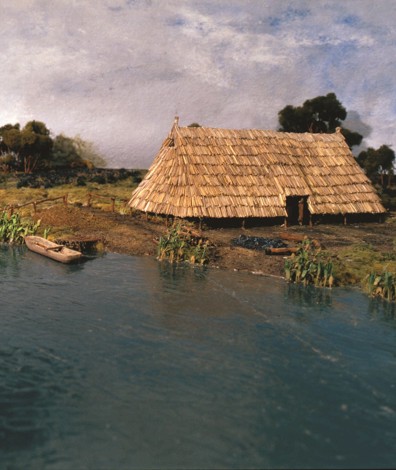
[334,242,396,285]
[0,178,139,215]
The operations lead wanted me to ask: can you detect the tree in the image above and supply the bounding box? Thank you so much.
[0,123,22,171]
[19,121,53,173]
[1,120,55,173]
[278,92,363,149]
[72,135,107,168]
[0,120,108,171]
[51,134,85,169]
[0,123,21,150]
[357,145,395,185]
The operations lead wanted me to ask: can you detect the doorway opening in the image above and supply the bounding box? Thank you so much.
[286,196,310,225]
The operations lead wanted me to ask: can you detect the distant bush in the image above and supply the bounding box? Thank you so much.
[17,175,34,188]
[132,175,142,184]
[76,176,87,186]
[106,173,116,184]
[13,168,146,189]
[91,174,106,184]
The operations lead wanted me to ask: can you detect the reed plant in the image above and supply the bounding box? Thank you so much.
[284,238,334,288]
[364,271,396,302]
[0,211,40,244]
[157,222,209,265]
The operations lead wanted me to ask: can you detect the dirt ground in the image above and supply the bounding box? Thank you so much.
[33,204,396,279]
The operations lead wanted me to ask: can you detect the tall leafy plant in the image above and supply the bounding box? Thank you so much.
[157,222,209,265]
[364,271,396,302]
[284,239,334,288]
[0,212,40,244]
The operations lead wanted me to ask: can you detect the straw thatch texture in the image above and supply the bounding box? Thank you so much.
[129,120,385,218]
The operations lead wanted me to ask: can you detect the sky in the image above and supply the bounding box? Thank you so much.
[0,0,395,168]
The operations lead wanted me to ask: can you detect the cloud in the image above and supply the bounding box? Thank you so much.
[0,0,395,167]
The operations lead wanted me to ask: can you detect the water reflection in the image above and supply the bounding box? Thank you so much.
[158,260,208,283]
[368,297,396,322]
[285,283,333,308]
[154,261,226,340]
[22,247,97,276]
[0,245,25,279]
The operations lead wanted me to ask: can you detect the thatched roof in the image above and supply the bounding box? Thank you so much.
[129,118,385,219]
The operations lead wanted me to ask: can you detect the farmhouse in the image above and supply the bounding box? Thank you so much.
[128,117,385,224]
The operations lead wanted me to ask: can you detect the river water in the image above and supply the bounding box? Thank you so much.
[1,246,395,469]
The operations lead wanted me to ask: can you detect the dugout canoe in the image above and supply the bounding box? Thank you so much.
[25,236,83,263]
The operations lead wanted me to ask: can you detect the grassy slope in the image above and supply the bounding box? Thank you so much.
[0,174,138,216]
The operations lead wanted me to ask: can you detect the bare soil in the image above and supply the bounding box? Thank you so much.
[33,204,396,279]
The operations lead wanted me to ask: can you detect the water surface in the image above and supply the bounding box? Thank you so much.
[1,246,395,469]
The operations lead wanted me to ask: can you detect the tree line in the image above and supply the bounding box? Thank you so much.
[2,94,393,185]
[0,120,106,173]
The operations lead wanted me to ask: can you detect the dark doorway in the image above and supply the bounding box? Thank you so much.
[286,196,310,225]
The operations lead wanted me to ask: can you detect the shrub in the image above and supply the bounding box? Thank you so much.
[76,176,87,186]
[17,176,34,188]
[132,175,142,184]
[90,174,106,184]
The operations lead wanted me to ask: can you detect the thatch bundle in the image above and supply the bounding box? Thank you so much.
[129,118,385,219]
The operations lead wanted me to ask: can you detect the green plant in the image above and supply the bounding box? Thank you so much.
[43,227,51,239]
[364,271,396,302]
[284,238,334,288]
[0,212,40,244]
[157,222,209,265]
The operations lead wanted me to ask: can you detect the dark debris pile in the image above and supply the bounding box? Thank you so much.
[232,234,288,251]
[16,168,143,189]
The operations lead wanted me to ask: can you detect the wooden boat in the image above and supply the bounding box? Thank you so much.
[25,236,83,263]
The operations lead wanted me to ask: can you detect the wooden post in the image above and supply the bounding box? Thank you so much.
[33,201,37,213]
[63,194,68,205]
[241,219,245,230]
[284,217,288,228]
[87,193,92,207]
[309,214,313,227]
[343,213,347,225]
[111,197,115,212]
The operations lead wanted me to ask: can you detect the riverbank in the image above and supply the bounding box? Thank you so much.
[31,203,396,284]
